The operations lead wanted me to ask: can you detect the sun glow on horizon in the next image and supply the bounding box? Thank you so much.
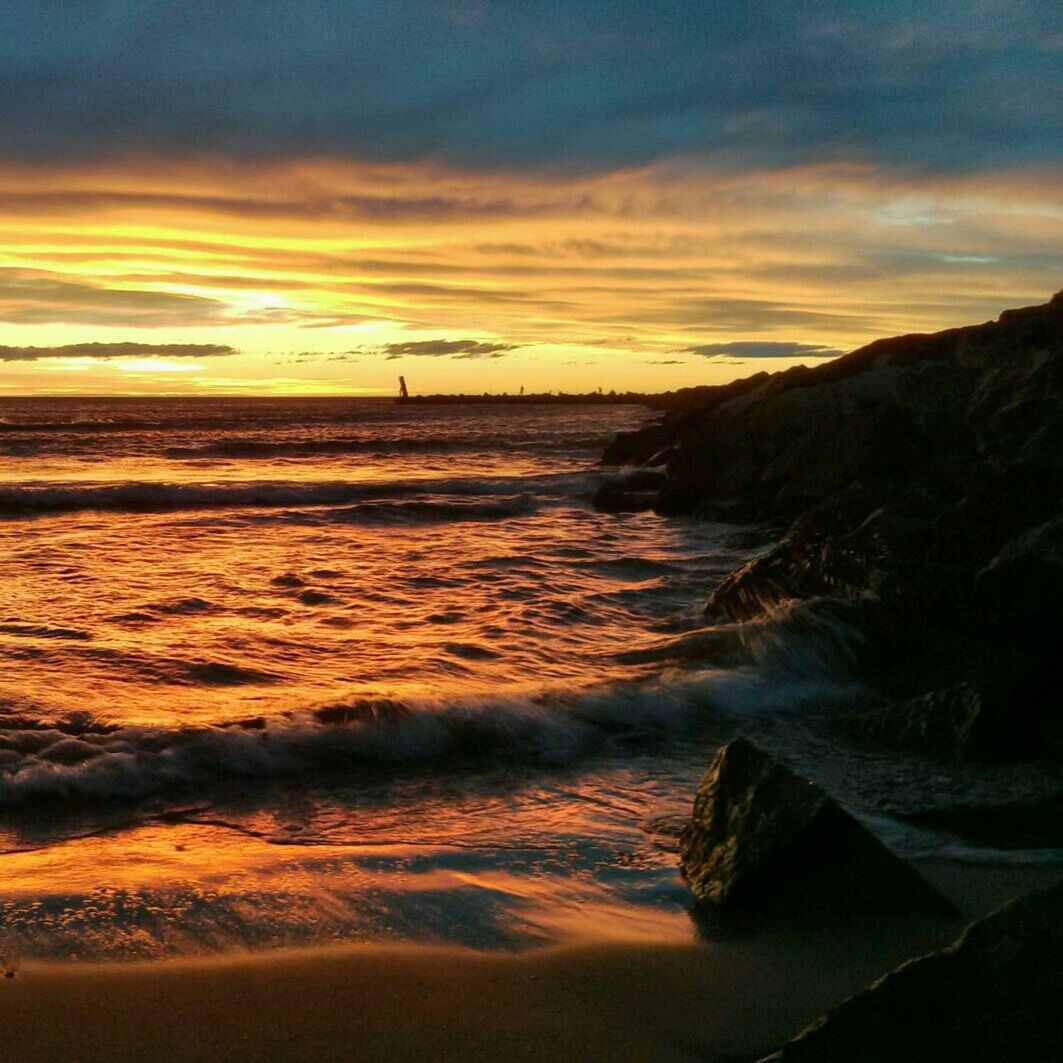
[0,156,1058,396]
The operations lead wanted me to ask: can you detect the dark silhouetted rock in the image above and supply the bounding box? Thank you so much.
[756,879,1063,1063]
[679,738,956,918]
[974,515,1063,648]
[833,682,1044,763]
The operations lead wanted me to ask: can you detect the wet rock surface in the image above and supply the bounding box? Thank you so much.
[755,878,1063,1063]
[679,738,956,919]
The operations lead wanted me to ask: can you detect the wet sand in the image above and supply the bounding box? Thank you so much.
[0,920,961,1063]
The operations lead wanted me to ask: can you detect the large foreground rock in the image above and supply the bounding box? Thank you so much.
[679,739,956,918]
[757,879,1063,1062]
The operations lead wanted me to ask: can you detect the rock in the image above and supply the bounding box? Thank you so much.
[591,468,668,513]
[609,292,1063,502]
[679,739,956,918]
[974,515,1063,647]
[756,879,1063,1063]
[832,683,1045,763]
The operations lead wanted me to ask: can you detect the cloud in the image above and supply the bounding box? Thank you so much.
[0,163,1055,376]
[0,190,554,225]
[648,358,686,365]
[0,2,1057,173]
[0,268,234,327]
[613,293,878,332]
[380,339,519,359]
[0,267,350,329]
[0,342,237,362]
[682,340,846,359]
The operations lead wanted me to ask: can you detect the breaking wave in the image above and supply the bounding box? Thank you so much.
[0,472,591,518]
[0,600,872,811]
[0,682,721,807]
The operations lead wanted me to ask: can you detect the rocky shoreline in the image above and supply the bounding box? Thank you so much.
[598,291,1062,768]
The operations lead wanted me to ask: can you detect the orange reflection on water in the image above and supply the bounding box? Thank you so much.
[0,400,726,961]
[0,406,690,726]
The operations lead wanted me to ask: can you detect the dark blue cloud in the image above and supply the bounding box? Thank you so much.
[0,1,1057,171]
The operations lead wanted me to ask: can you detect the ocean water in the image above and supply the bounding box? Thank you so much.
[0,397,1058,962]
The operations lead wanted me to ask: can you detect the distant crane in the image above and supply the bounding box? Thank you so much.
[398,375,409,399]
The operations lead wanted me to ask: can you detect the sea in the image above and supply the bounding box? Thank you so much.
[0,397,1059,962]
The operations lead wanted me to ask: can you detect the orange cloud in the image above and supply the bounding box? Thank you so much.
[0,156,1057,395]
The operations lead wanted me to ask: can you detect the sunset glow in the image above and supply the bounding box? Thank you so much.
[2,157,1058,395]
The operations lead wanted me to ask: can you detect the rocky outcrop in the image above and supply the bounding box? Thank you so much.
[679,739,956,918]
[600,293,1063,761]
[756,879,1063,1063]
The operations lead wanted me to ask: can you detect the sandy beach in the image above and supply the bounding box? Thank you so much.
[0,926,959,1063]
[5,859,1054,1061]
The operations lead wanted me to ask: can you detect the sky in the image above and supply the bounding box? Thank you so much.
[0,0,1059,396]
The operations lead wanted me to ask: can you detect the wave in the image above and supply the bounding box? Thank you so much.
[0,622,92,641]
[0,683,722,807]
[0,472,593,518]
[0,480,378,516]
[158,435,605,461]
[0,417,165,434]
[0,435,605,462]
[0,624,869,808]
[318,496,537,525]
[0,410,389,435]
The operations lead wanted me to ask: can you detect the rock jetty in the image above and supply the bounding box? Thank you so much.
[599,292,1063,762]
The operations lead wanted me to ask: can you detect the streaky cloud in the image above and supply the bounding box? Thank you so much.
[0,268,233,328]
[380,339,519,360]
[682,341,846,359]
[0,342,237,362]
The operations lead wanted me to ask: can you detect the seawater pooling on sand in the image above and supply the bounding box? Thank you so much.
[0,397,1059,962]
